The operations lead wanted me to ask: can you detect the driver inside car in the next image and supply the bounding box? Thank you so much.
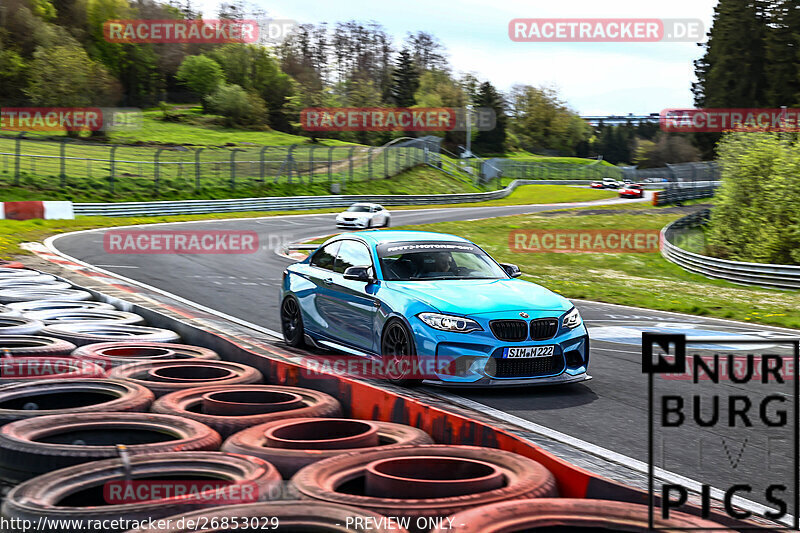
[420,251,457,277]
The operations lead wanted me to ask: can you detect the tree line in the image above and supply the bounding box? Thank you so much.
[0,0,727,164]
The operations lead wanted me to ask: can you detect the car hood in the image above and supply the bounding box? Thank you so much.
[385,278,571,314]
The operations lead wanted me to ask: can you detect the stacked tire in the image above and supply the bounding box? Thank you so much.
[0,267,734,533]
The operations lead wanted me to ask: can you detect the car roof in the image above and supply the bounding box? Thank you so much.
[349,202,379,207]
[332,230,471,247]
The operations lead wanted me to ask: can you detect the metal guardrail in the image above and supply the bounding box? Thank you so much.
[661,209,800,290]
[72,179,595,216]
[653,184,719,205]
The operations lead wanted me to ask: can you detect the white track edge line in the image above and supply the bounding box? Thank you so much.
[430,390,793,527]
[43,234,283,340]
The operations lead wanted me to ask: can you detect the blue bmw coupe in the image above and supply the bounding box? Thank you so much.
[280,230,590,386]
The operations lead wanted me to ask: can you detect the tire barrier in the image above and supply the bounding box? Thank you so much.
[291,445,557,524]
[0,269,55,279]
[431,498,727,532]
[72,342,220,368]
[222,417,434,478]
[11,300,116,313]
[24,309,145,326]
[0,280,72,291]
[0,335,77,356]
[0,452,282,533]
[0,274,58,285]
[0,317,44,335]
[0,288,93,303]
[0,357,106,383]
[0,412,222,483]
[41,323,180,346]
[0,266,762,530]
[152,385,342,439]
[125,502,410,533]
[0,305,22,318]
[0,379,154,425]
[109,361,263,397]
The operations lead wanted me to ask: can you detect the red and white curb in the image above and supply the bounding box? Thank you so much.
[1,201,73,220]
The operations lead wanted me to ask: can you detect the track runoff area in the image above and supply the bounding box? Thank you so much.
[50,196,799,527]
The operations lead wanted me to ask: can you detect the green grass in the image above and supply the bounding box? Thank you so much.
[108,110,356,147]
[2,108,349,148]
[481,150,617,167]
[387,184,617,210]
[0,208,350,258]
[384,211,799,330]
[0,164,483,203]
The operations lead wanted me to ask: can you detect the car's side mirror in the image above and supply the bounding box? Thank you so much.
[500,263,522,278]
[343,265,373,282]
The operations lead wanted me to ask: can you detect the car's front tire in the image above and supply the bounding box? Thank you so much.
[380,319,421,386]
[280,296,305,348]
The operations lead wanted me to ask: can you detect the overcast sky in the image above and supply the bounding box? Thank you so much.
[198,0,718,115]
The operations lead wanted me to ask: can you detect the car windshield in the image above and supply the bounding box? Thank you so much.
[346,205,371,212]
[377,241,508,281]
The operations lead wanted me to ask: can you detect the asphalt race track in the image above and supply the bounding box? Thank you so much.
[52,195,798,511]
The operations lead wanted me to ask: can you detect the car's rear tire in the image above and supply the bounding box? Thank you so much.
[380,319,421,386]
[281,296,305,348]
[384,216,390,227]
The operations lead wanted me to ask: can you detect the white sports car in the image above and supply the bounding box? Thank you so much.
[335,203,391,229]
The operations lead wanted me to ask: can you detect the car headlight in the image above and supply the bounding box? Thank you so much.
[562,307,583,329]
[418,312,482,333]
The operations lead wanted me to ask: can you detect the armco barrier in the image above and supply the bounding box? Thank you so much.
[653,183,719,206]
[72,180,594,217]
[661,208,800,289]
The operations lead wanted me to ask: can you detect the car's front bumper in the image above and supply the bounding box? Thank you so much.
[336,219,370,228]
[423,371,592,388]
[408,313,590,385]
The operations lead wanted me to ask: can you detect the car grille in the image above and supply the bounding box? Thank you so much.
[489,320,528,342]
[487,353,565,378]
[529,318,558,340]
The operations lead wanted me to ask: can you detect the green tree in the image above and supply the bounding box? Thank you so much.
[693,0,767,107]
[692,0,768,158]
[0,48,28,105]
[176,55,225,110]
[764,0,800,106]
[84,0,163,107]
[390,49,418,107]
[633,133,700,168]
[206,45,294,129]
[508,85,590,155]
[473,81,507,154]
[706,133,800,264]
[25,44,119,135]
[205,84,267,127]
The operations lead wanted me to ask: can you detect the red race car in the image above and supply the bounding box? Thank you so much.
[619,184,645,198]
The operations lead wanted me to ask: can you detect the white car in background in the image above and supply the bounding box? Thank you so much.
[335,203,391,229]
